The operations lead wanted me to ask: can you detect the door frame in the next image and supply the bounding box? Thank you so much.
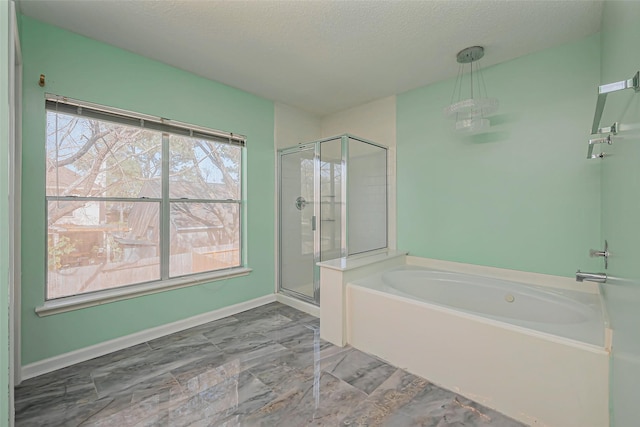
[277,143,320,305]
[9,0,23,412]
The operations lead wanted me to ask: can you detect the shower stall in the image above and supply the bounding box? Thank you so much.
[278,134,388,305]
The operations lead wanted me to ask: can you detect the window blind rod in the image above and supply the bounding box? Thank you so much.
[45,93,246,147]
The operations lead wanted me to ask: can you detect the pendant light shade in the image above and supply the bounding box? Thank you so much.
[444,46,498,133]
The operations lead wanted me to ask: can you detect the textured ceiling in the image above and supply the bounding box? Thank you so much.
[18,0,603,115]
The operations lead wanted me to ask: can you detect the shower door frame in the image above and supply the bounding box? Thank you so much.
[277,142,322,305]
[277,134,389,306]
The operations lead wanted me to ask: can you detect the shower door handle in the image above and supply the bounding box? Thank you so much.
[312,215,317,231]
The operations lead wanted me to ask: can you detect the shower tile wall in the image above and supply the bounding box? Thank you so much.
[348,139,388,254]
[321,96,397,250]
[319,138,343,262]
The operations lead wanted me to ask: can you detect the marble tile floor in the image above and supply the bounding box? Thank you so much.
[15,302,527,426]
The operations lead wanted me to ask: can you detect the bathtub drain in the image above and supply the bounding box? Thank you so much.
[505,294,515,303]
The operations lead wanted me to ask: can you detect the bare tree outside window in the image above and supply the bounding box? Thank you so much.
[46,106,242,300]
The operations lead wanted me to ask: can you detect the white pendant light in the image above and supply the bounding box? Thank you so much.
[444,46,498,133]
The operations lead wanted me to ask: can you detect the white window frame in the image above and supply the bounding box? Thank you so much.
[37,94,251,316]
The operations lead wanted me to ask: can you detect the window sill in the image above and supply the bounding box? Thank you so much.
[35,267,253,317]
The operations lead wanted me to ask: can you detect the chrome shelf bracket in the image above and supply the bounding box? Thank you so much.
[592,71,640,135]
[586,71,639,159]
[587,134,613,159]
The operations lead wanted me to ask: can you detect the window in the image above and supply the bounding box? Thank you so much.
[45,95,244,300]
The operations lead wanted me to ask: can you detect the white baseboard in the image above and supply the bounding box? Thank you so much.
[276,293,319,318]
[22,294,276,380]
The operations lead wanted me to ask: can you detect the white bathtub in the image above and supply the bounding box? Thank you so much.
[380,266,606,347]
[347,263,610,427]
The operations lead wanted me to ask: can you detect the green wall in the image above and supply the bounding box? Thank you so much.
[397,35,601,277]
[20,16,275,365]
[599,2,640,426]
[1,2,12,424]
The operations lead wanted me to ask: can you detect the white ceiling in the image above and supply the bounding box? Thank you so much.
[18,0,603,116]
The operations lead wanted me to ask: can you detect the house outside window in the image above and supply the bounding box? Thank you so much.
[45,95,244,300]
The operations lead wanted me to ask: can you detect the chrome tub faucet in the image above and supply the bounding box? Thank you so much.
[575,270,607,283]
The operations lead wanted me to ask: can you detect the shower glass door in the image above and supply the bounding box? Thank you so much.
[279,144,318,303]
